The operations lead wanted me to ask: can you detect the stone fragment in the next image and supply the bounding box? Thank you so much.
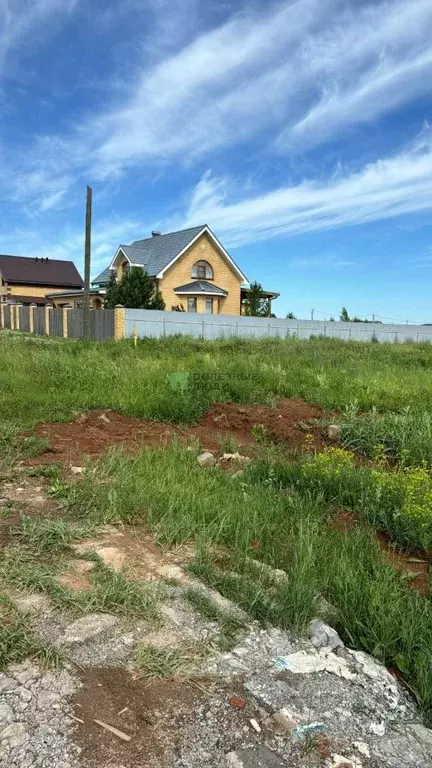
[327,755,362,768]
[225,747,285,767]
[369,721,386,736]
[352,742,370,758]
[0,704,13,726]
[14,593,51,615]
[70,466,84,475]
[309,619,343,650]
[197,451,216,467]
[271,707,299,731]
[98,413,110,423]
[327,424,342,440]
[0,722,28,747]
[95,546,126,572]
[228,695,246,710]
[0,676,17,694]
[57,613,119,645]
[221,453,251,463]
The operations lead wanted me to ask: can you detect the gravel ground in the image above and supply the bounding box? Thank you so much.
[0,662,81,768]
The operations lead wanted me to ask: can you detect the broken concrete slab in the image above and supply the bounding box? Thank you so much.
[56,613,119,646]
[13,593,51,615]
[225,746,285,767]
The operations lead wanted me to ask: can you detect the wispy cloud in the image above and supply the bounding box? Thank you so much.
[0,0,78,77]
[182,128,432,246]
[3,0,432,215]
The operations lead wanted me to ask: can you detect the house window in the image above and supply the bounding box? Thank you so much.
[187,297,197,313]
[205,298,213,314]
[191,260,213,279]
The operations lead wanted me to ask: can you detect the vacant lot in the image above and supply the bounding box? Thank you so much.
[0,332,431,765]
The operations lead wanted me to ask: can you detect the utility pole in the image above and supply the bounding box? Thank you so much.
[311,308,314,321]
[82,186,92,339]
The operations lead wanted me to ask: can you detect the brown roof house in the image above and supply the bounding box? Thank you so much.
[0,255,83,307]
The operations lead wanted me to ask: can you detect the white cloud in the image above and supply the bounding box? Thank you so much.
[4,0,432,213]
[182,128,432,246]
[0,0,78,76]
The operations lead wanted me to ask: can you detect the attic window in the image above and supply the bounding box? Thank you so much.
[191,260,213,279]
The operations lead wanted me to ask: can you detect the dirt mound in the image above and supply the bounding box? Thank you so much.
[195,399,323,450]
[28,398,324,465]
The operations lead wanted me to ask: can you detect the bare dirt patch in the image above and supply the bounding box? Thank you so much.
[0,474,58,546]
[27,399,324,466]
[72,666,200,768]
[192,398,324,452]
[70,525,196,585]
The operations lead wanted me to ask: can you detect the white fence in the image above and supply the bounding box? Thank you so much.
[124,309,432,343]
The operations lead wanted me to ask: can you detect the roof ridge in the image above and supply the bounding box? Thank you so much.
[131,224,206,247]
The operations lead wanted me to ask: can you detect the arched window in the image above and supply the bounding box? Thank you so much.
[191,260,213,279]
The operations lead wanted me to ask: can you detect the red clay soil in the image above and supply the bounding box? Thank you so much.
[331,509,431,596]
[28,399,324,465]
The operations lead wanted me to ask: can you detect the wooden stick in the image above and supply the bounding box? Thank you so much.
[70,714,85,724]
[94,719,131,742]
[117,707,128,716]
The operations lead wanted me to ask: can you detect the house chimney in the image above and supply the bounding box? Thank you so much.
[151,231,162,237]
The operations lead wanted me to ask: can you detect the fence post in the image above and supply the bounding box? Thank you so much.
[9,304,15,331]
[201,319,205,339]
[114,305,125,340]
[0,303,4,330]
[45,305,53,336]
[62,306,70,339]
[15,304,22,331]
[29,304,36,334]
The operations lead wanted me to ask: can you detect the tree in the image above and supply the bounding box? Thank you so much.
[340,306,350,322]
[244,282,271,317]
[104,273,118,308]
[286,311,296,319]
[105,267,165,310]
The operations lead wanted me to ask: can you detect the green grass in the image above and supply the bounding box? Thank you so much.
[2,333,432,720]
[4,334,432,429]
[0,595,63,670]
[0,541,162,623]
[247,447,432,551]
[135,643,206,680]
[64,443,432,721]
[332,407,432,467]
[16,517,93,551]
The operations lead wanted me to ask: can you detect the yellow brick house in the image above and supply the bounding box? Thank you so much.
[92,225,249,315]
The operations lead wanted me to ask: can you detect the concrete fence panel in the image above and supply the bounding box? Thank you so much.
[124,309,432,344]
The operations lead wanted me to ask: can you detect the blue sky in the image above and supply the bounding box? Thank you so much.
[1,0,432,321]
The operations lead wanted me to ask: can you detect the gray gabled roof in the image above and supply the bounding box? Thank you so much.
[174,280,228,296]
[92,225,248,286]
[92,267,113,286]
[122,225,206,275]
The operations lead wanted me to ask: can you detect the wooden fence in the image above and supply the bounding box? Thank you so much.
[0,304,116,341]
